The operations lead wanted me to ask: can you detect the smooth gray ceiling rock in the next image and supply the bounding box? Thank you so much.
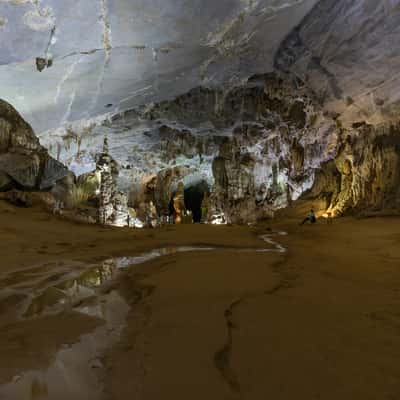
[0,0,318,133]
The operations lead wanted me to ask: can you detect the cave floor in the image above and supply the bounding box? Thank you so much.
[1,200,400,399]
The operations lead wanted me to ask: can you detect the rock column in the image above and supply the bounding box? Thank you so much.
[97,139,115,224]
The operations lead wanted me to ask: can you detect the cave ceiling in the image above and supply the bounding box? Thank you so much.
[0,0,318,133]
[2,0,400,193]
[1,0,400,135]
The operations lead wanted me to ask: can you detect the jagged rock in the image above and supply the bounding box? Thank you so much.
[112,191,129,227]
[97,138,130,226]
[154,166,197,215]
[0,171,13,191]
[0,152,40,188]
[0,101,40,152]
[209,138,258,224]
[304,160,340,205]
[290,139,305,178]
[40,157,71,190]
[0,190,56,210]
[77,172,99,188]
[335,128,400,213]
[154,169,175,216]
[51,171,76,208]
[3,1,400,225]
[274,0,400,127]
[158,125,197,161]
[0,190,32,208]
[97,143,116,224]
[303,124,400,216]
[0,99,69,191]
[172,182,186,224]
[138,74,315,133]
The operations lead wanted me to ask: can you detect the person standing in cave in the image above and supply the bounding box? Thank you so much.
[300,209,317,225]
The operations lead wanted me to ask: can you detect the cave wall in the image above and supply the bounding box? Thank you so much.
[4,0,400,222]
[306,124,400,215]
[275,0,400,127]
[0,99,68,192]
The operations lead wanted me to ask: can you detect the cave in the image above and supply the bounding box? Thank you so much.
[167,180,209,223]
[184,181,209,223]
[1,1,400,399]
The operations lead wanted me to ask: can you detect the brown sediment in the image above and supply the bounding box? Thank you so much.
[1,201,400,399]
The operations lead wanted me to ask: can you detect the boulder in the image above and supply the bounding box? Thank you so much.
[0,99,69,191]
[0,171,13,191]
[0,152,40,188]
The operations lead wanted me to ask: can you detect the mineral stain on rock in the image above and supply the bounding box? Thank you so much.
[35,57,53,72]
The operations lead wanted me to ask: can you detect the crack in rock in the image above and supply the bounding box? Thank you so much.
[44,25,56,60]
[54,56,82,104]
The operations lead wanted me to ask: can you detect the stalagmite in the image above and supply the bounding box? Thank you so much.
[97,138,115,224]
[172,182,186,224]
[96,137,130,226]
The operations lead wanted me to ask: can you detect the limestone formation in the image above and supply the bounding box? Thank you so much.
[4,1,400,224]
[0,99,68,191]
[209,138,258,224]
[97,163,114,225]
[172,182,186,224]
[96,138,129,226]
[275,0,400,127]
[301,123,400,216]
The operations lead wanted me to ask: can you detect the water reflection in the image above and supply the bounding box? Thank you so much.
[0,232,287,400]
[109,232,287,271]
[5,232,287,319]
[23,263,117,318]
[31,377,48,400]
[112,246,215,269]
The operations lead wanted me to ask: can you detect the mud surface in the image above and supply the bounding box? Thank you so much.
[1,201,400,399]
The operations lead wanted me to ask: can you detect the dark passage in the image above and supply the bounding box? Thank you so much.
[184,181,209,223]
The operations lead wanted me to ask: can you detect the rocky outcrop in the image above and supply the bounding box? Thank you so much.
[303,123,400,215]
[4,1,400,224]
[154,168,181,216]
[209,137,259,224]
[172,182,186,224]
[0,99,68,191]
[97,138,129,226]
[0,171,13,192]
[275,0,400,127]
[33,69,400,224]
[100,73,338,224]
[153,165,205,216]
[157,125,223,163]
[334,129,400,213]
[135,74,320,132]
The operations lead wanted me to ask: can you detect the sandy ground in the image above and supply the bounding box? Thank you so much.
[0,200,400,399]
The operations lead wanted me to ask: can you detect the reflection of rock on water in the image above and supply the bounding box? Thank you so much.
[31,377,48,399]
[0,232,287,400]
[22,260,117,318]
[77,261,116,288]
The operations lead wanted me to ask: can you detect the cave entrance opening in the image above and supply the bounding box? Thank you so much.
[167,180,210,223]
[184,180,209,223]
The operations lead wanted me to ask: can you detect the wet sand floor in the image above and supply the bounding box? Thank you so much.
[0,226,285,400]
[1,203,400,399]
